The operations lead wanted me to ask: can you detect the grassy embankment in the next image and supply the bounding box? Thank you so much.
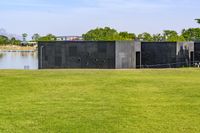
[0,45,36,51]
[0,69,200,133]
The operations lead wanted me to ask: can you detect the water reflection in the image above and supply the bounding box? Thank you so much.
[0,53,5,59]
[0,51,38,69]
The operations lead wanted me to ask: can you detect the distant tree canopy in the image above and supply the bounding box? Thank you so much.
[182,28,200,41]
[138,32,153,41]
[137,30,186,42]
[152,34,164,42]
[32,33,40,41]
[119,32,136,40]
[0,36,9,44]
[0,35,21,45]
[163,30,185,42]
[82,27,135,41]
[2,18,200,45]
[195,19,200,24]
[22,33,28,42]
[37,34,56,41]
[82,27,200,42]
[0,33,57,46]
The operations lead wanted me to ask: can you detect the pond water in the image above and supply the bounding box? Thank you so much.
[0,51,38,69]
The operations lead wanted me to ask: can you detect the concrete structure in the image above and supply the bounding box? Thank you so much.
[38,41,198,69]
[115,41,141,68]
[38,41,141,69]
[141,42,177,68]
[141,42,194,68]
[194,42,200,63]
[176,42,194,67]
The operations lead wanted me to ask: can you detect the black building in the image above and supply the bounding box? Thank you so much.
[194,42,200,63]
[38,41,197,69]
[38,41,141,69]
[141,42,194,68]
[141,42,177,68]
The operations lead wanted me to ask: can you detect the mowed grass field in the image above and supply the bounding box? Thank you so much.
[0,69,200,133]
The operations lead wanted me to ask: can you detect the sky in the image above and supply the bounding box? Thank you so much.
[0,0,199,38]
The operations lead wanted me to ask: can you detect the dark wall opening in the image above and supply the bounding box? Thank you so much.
[136,52,141,68]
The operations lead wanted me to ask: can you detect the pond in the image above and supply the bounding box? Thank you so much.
[0,51,38,69]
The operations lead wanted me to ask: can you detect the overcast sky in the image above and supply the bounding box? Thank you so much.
[0,0,199,37]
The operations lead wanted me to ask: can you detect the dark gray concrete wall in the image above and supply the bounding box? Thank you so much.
[141,42,194,68]
[115,41,141,69]
[38,41,116,69]
[38,41,197,69]
[141,42,177,68]
[176,42,194,67]
[194,42,200,62]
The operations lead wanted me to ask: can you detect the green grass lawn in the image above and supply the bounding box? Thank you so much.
[0,69,200,133]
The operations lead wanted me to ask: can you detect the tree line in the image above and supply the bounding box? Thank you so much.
[82,19,200,41]
[0,36,21,45]
[0,33,57,45]
[22,33,56,42]
[1,19,200,45]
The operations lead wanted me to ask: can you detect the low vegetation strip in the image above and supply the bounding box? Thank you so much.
[0,69,200,133]
[0,45,36,51]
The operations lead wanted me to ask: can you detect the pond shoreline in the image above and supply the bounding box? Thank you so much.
[0,45,37,52]
[0,50,36,52]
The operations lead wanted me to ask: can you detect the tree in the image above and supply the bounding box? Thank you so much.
[22,33,28,42]
[163,30,178,41]
[32,33,40,41]
[9,37,21,45]
[163,30,185,42]
[82,27,137,41]
[38,34,56,41]
[119,32,136,40]
[10,37,16,45]
[0,35,9,45]
[82,27,122,41]
[13,40,21,45]
[195,19,200,24]
[137,32,153,41]
[152,34,164,42]
[182,28,200,41]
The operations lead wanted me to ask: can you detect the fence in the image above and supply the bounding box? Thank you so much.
[138,61,200,68]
